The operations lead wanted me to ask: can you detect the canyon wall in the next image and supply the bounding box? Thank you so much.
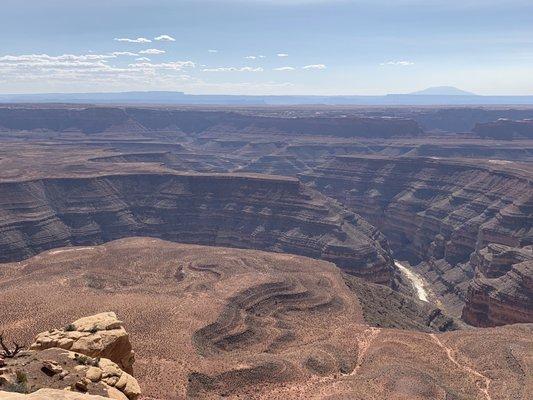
[462,244,533,326]
[473,119,533,140]
[303,156,532,321]
[0,172,393,284]
[0,107,423,138]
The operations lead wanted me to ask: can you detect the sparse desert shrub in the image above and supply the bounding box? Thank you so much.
[0,332,24,358]
[64,324,76,332]
[74,353,100,367]
[5,370,29,393]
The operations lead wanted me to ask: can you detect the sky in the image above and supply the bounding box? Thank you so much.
[1,0,532,95]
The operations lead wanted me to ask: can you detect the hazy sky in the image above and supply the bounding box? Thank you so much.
[1,0,532,95]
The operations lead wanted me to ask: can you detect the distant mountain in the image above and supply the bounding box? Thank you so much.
[2,90,533,105]
[410,86,476,96]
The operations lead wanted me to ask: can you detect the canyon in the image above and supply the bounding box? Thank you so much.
[0,105,531,399]
[1,238,530,399]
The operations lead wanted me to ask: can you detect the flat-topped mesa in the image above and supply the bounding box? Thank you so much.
[473,119,533,140]
[302,155,533,315]
[0,313,140,400]
[0,106,423,138]
[462,246,533,327]
[0,172,394,285]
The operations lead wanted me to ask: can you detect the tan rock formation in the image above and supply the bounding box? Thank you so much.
[31,313,134,374]
[0,313,140,400]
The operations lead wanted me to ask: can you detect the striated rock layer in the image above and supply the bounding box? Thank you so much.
[1,238,531,399]
[303,155,533,319]
[473,119,533,140]
[0,106,423,138]
[462,245,533,326]
[0,172,393,284]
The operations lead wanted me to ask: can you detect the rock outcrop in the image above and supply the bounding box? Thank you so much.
[0,314,140,400]
[0,172,394,284]
[462,245,533,326]
[31,313,135,374]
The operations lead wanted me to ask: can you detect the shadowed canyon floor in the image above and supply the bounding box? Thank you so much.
[1,238,531,399]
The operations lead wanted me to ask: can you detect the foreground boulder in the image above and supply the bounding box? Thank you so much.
[0,314,140,400]
[30,313,135,374]
[0,388,110,399]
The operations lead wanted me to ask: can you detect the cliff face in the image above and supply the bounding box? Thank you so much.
[0,173,393,284]
[303,156,533,316]
[462,245,533,326]
[412,108,533,132]
[0,107,423,138]
[473,119,533,140]
[0,108,130,134]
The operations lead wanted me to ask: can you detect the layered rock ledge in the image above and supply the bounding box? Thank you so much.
[462,245,533,326]
[0,172,394,284]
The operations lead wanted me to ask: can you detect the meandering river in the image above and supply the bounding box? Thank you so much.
[394,261,429,302]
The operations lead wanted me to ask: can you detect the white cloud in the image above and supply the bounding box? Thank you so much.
[202,66,264,72]
[245,56,257,59]
[135,57,151,61]
[0,52,196,91]
[111,52,139,57]
[302,64,326,70]
[114,37,152,43]
[208,49,219,53]
[0,54,115,62]
[274,66,295,71]
[139,48,166,55]
[128,61,195,70]
[380,60,415,66]
[277,53,289,57]
[154,35,176,42]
